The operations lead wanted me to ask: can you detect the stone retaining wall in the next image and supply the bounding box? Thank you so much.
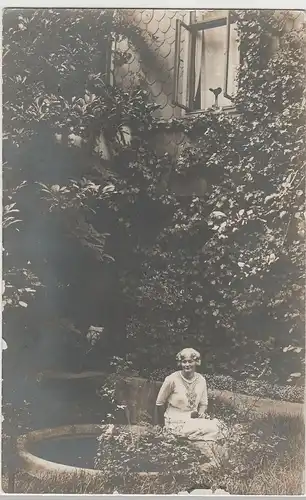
[39,371,304,423]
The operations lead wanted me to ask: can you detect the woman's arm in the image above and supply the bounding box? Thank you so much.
[154,404,165,427]
[198,402,208,417]
[154,376,173,426]
[198,378,208,417]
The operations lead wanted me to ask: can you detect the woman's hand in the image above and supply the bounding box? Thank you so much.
[154,423,164,430]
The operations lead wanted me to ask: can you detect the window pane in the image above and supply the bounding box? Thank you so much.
[200,23,239,109]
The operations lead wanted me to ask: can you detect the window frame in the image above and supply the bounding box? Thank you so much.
[173,10,239,113]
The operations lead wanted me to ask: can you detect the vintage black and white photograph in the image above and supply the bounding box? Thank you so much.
[2,7,305,495]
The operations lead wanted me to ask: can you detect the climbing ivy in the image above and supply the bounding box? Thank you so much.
[122,10,305,383]
[3,9,305,385]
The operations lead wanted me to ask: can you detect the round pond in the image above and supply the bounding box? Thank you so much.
[17,424,154,479]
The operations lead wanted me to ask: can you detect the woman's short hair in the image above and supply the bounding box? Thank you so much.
[176,348,201,366]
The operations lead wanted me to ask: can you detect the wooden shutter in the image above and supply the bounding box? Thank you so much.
[223,10,238,102]
[172,19,192,111]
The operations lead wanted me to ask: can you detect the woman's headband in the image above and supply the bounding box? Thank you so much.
[176,348,201,365]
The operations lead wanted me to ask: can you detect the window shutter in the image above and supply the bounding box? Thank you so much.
[105,10,116,86]
[105,36,115,86]
[223,11,238,102]
[172,19,191,111]
[194,30,203,99]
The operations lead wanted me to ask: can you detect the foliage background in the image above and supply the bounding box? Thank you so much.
[2,9,305,394]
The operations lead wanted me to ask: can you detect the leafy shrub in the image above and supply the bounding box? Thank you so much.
[95,424,205,474]
[2,400,34,475]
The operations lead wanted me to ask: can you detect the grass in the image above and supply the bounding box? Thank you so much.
[2,400,305,494]
[213,412,305,495]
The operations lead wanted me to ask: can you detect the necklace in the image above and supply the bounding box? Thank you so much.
[180,372,197,384]
[179,372,198,410]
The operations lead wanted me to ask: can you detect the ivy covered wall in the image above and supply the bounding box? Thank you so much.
[113,10,306,384]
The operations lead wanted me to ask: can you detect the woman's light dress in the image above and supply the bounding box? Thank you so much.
[156,371,223,443]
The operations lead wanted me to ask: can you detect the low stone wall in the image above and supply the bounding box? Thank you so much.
[114,375,162,423]
[114,375,304,422]
[39,371,304,423]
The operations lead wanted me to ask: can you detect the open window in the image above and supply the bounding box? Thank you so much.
[173,10,240,113]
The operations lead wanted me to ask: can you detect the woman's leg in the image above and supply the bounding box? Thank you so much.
[181,419,228,468]
[181,417,222,441]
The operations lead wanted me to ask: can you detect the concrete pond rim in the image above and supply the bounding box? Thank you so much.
[17,423,165,480]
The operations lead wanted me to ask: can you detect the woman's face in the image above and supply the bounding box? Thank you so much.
[180,356,197,375]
